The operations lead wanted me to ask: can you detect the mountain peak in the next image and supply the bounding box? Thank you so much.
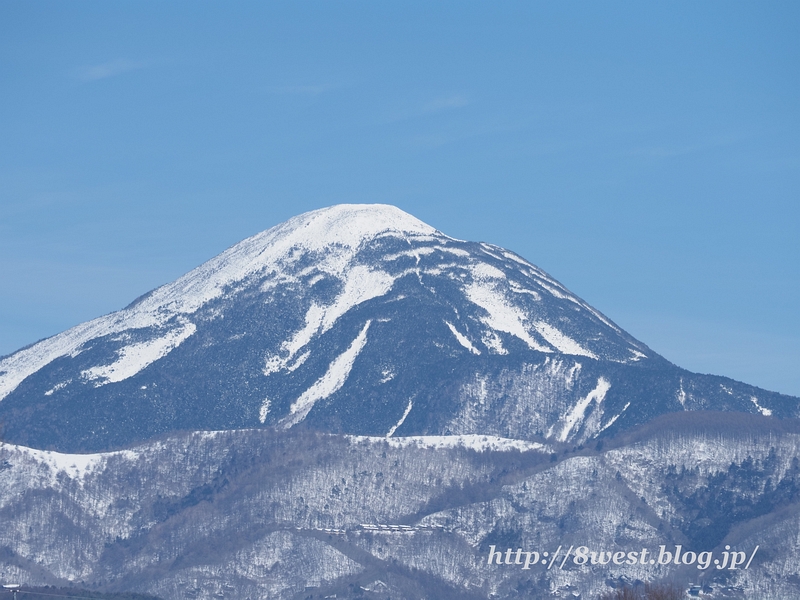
[273,204,442,251]
[140,204,443,316]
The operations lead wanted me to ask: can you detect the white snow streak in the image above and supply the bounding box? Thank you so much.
[532,321,596,359]
[445,321,480,355]
[259,398,271,423]
[463,264,595,358]
[599,401,630,433]
[677,379,687,409]
[509,280,541,300]
[44,381,69,396]
[382,246,437,262]
[628,349,648,361]
[81,321,196,386]
[386,399,413,437]
[750,396,772,417]
[470,262,505,279]
[287,351,310,372]
[557,377,611,442]
[264,267,394,375]
[283,321,372,427]
[321,268,393,332]
[464,280,550,353]
[439,246,469,257]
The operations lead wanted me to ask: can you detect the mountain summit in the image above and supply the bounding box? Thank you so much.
[0,204,793,451]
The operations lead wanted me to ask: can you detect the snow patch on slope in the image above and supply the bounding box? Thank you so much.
[82,321,197,386]
[533,321,596,359]
[509,280,541,300]
[751,396,772,417]
[264,267,395,375]
[471,262,506,279]
[463,264,596,358]
[386,399,413,437]
[259,398,271,423]
[556,377,611,442]
[481,330,507,355]
[677,379,687,408]
[382,246,438,262]
[599,401,630,433]
[44,381,70,396]
[628,349,648,361]
[2,442,138,481]
[282,321,372,427]
[445,322,480,355]
[464,279,550,353]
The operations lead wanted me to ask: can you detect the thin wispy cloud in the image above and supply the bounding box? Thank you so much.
[267,84,333,96]
[74,59,145,82]
[420,95,469,113]
[385,94,470,123]
[632,134,743,158]
[380,94,470,124]
[408,118,532,149]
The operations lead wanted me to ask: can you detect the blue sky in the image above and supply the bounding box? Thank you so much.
[1,2,798,396]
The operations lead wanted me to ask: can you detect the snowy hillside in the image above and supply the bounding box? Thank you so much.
[2,415,799,599]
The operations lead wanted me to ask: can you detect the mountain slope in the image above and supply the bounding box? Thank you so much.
[0,204,795,452]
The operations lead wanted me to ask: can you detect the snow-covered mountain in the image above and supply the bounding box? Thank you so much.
[3,204,800,600]
[0,204,794,452]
